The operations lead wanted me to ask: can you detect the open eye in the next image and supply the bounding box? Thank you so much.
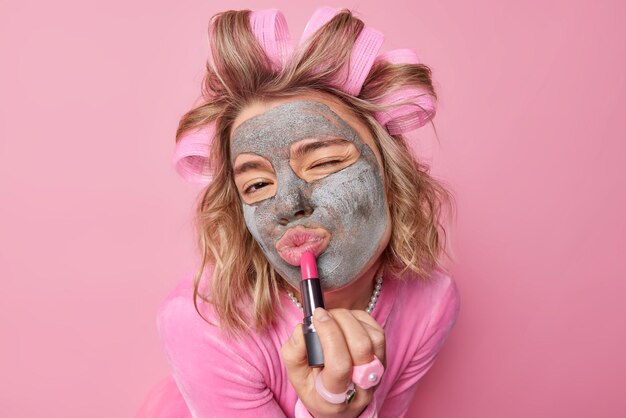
[244,180,272,195]
[233,154,277,204]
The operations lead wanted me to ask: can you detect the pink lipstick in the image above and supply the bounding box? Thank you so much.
[300,251,325,367]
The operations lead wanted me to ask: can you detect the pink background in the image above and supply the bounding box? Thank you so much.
[1,0,624,417]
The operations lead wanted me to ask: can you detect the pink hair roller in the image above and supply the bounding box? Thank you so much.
[371,49,437,134]
[172,124,216,185]
[206,9,291,82]
[249,9,292,71]
[373,86,436,135]
[299,6,384,96]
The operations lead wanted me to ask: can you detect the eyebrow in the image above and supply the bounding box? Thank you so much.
[233,160,270,176]
[290,137,349,160]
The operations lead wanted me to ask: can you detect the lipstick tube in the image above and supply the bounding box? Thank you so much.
[300,251,325,367]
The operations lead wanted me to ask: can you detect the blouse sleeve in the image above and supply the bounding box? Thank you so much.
[378,275,461,418]
[157,285,288,418]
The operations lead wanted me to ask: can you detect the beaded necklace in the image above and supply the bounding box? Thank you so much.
[286,276,384,314]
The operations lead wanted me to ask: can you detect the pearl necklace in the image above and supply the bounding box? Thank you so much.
[286,276,384,314]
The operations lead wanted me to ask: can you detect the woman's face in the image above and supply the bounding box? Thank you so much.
[229,93,391,291]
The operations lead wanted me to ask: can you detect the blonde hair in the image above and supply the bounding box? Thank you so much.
[175,9,456,335]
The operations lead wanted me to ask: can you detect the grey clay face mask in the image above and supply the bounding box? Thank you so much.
[230,101,387,290]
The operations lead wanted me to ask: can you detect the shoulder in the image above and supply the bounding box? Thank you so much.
[156,271,247,363]
[156,269,261,346]
[425,269,461,335]
[155,273,293,412]
[374,270,460,411]
[156,273,219,362]
[156,272,272,387]
[155,270,289,361]
[388,268,461,349]
[393,268,460,317]
[156,273,211,340]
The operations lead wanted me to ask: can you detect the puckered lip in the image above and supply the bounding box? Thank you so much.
[275,225,331,267]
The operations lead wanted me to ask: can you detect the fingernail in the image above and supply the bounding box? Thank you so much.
[314,308,331,322]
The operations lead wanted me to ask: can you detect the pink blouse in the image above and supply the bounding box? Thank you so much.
[140,269,460,418]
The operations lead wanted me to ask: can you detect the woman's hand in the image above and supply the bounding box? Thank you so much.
[281,308,386,418]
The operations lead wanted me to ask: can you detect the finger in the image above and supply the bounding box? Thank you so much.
[329,309,374,366]
[281,324,312,385]
[311,308,353,394]
[351,310,384,333]
[351,311,386,366]
[359,321,386,367]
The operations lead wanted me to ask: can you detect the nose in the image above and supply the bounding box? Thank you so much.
[278,204,314,226]
[273,168,314,226]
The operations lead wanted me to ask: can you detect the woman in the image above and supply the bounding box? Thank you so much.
[139,7,460,418]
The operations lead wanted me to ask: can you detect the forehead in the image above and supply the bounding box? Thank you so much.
[229,100,365,161]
